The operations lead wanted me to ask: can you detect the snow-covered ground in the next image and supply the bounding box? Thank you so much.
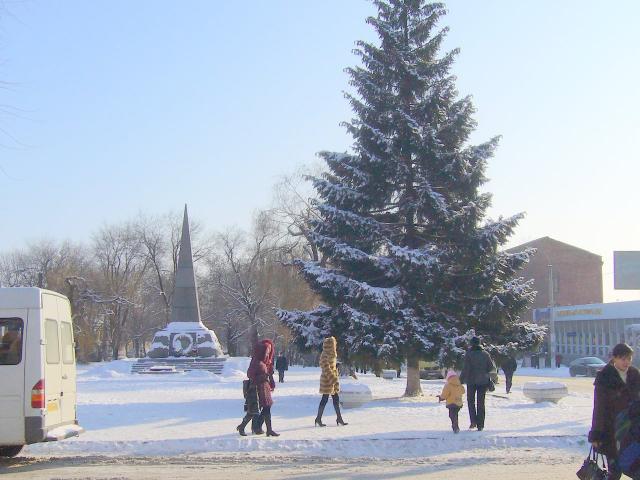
[24,359,592,459]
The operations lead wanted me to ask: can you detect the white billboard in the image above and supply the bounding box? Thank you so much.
[614,251,640,290]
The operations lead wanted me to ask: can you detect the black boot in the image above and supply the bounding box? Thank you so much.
[333,394,348,426]
[315,401,326,427]
[236,414,251,436]
[252,413,264,435]
[264,409,279,437]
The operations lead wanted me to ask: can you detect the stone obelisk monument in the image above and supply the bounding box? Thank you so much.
[146,205,223,359]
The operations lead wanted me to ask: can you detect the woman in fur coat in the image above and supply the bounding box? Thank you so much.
[241,339,279,436]
[314,336,347,426]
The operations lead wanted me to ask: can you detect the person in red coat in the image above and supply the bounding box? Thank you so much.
[589,343,640,480]
[246,339,279,436]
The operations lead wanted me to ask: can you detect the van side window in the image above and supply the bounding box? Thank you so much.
[60,322,74,364]
[0,318,23,365]
[45,319,60,364]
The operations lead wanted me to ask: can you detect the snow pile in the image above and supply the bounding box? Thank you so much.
[78,359,137,380]
[521,381,567,390]
[517,367,572,378]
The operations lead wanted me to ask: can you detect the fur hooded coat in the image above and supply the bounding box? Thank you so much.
[319,337,340,395]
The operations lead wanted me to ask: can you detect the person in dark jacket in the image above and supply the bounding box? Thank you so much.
[246,339,279,436]
[275,353,288,383]
[531,353,539,369]
[236,378,260,436]
[589,343,640,480]
[501,355,517,394]
[459,336,496,431]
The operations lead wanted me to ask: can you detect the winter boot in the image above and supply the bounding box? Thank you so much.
[265,411,279,437]
[315,402,326,427]
[333,394,348,426]
[252,414,264,435]
[236,414,252,436]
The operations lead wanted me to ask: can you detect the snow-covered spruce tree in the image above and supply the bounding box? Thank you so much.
[278,0,544,396]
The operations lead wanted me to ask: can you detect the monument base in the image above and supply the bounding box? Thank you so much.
[131,357,226,374]
[147,322,223,359]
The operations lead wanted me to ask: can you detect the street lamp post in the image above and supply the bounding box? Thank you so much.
[548,265,556,367]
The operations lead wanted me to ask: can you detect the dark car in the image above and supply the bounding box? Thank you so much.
[569,357,607,377]
[419,366,445,380]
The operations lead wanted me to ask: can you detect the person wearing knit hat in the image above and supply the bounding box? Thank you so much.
[459,336,497,431]
[438,370,465,433]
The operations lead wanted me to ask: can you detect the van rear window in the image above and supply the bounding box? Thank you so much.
[45,319,60,364]
[0,318,23,365]
[61,322,74,364]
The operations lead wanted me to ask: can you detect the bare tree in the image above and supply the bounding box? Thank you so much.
[269,168,327,265]
[92,222,149,360]
[214,212,289,350]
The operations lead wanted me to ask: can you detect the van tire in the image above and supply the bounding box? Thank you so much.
[0,445,23,457]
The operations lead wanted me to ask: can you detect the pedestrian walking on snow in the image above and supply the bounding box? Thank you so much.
[243,339,279,436]
[236,376,260,436]
[438,370,465,433]
[460,336,497,431]
[501,355,517,394]
[275,353,288,383]
[314,336,348,427]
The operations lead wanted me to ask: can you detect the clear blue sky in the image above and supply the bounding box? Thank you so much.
[1,1,639,301]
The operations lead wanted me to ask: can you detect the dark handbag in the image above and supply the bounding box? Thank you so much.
[576,447,608,480]
[488,380,496,392]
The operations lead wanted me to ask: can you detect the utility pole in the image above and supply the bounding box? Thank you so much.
[548,265,555,367]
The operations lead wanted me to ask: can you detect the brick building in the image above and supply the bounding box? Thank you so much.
[508,237,603,322]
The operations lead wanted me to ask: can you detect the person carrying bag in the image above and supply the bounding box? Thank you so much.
[459,336,496,431]
[588,343,640,480]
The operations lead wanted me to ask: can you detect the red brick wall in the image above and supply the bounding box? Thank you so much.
[510,238,603,322]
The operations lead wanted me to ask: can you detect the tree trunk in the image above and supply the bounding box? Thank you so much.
[249,321,259,348]
[373,358,382,377]
[226,324,238,356]
[404,354,423,397]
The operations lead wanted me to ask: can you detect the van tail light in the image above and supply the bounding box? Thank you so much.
[31,379,45,408]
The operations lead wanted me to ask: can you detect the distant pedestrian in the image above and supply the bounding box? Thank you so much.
[438,370,465,433]
[501,355,517,394]
[275,353,288,383]
[531,353,539,369]
[555,353,563,368]
[590,343,640,480]
[314,336,348,427]
[460,336,497,431]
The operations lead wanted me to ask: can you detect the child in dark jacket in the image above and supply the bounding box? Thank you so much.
[438,370,465,433]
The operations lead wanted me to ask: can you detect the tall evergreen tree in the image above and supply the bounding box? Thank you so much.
[279,0,545,396]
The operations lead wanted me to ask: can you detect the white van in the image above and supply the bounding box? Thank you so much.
[0,287,83,457]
